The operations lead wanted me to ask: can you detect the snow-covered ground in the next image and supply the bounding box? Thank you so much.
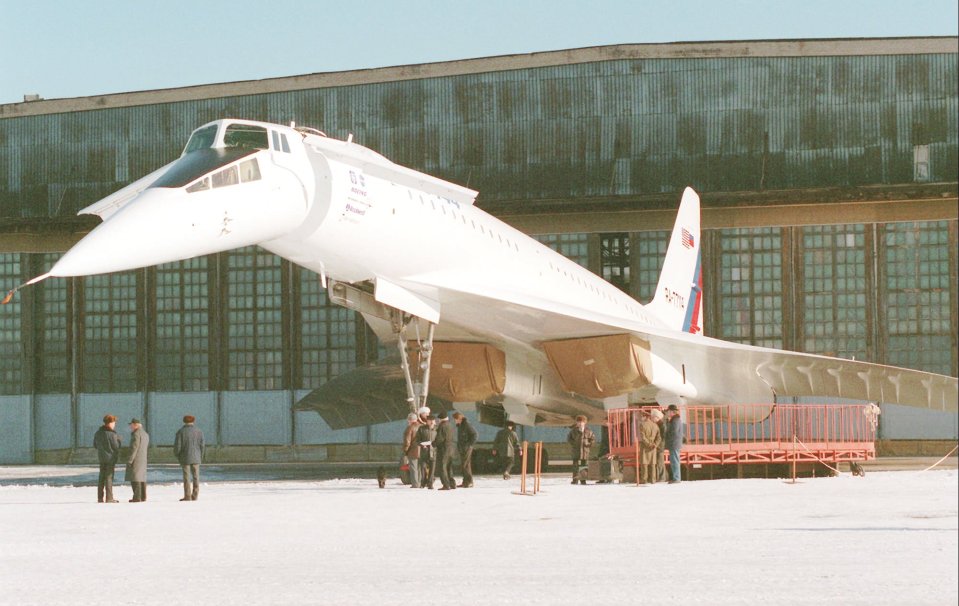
[0,467,956,605]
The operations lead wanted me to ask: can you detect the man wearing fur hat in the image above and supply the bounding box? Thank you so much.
[93,415,121,503]
[174,415,204,501]
[126,418,150,502]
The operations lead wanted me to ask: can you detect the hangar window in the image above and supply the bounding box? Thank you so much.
[223,123,268,150]
[632,231,669,303]
[82,272,139,392]
[802,225,867,362]
[155,257,210,391]
[226,247,283,390]
[601,233,630,294]
[719,228,783,349]
[913,145,930,182]
[884,221,953,375]
[0,254,22,394]
[32,253,71,394]
[297,267,357,388]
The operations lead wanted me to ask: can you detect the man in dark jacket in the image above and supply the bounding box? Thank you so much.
[453,412,477,488]
[416,415,437,489]
[664,404,685,484]
[567,415,595,484]
[173,414,205,501]
[492,421,521,480]
[433,411,456,490]
[126,418,150,502]
[93,414,121,503]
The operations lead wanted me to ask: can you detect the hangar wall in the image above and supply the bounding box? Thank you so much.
[0,38,956,463]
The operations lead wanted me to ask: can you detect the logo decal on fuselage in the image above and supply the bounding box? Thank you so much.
[341,169,372,224]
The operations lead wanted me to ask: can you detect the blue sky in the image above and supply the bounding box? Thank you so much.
[1,0,957,105]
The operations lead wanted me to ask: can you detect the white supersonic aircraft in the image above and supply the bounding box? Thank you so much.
[5,119,957,428]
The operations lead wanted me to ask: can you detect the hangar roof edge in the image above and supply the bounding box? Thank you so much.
[2,36,956,119]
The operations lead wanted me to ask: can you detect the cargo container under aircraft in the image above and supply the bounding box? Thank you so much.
[4,119,956,430]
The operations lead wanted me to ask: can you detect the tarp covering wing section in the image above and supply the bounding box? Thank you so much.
[429,343,506,402]
[293,358,452,430]
[542,334,652,399]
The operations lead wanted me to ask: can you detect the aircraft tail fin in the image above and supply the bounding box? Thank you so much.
[647,187,703,334]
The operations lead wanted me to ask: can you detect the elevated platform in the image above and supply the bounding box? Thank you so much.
[608,404,878,471]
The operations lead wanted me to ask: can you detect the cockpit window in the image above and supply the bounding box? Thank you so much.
[183,125,218,155]
[239,158,261,182]
[186,177,210,193]
[155,147,256,189]
[184,158,261,193]
[211,166,239,188]
[223,124,268,150]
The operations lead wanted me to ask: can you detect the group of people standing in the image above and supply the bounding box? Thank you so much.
[402,407,478,490]
[92,414,205,503]
[636,404,684,484]
[403,406,685,488]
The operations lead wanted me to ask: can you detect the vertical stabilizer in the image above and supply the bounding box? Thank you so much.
[647,187,703,334]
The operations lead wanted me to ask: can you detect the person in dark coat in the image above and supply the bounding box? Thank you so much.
[567,415,595,484]
[93,414,122,503]
[173,414,204,501]
[416,414,437,489]
[453,412,477,488]
[402,412,422,488]
[664,404,685,483]
[433,411,456,490]
[126,418,150,502]
[492,421,521,480]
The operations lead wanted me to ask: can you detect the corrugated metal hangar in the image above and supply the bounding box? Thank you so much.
[0,37,956,463]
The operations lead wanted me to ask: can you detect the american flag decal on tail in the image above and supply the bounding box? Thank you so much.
[681,228,695,249]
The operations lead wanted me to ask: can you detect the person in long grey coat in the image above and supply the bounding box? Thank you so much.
[126,418,150,502]
[93,414,121,503]
[173,414,205,501]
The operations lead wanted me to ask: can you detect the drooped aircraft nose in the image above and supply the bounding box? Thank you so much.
[50,179,307,277]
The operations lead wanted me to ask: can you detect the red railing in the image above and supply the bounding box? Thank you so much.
[608,403,878,465]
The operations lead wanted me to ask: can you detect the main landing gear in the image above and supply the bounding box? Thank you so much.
[392,310,435,414]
